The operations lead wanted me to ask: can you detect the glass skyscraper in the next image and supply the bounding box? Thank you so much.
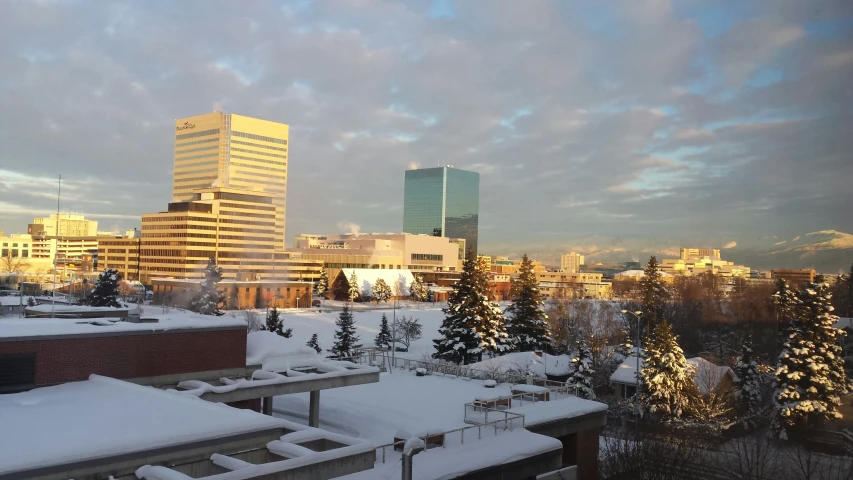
[403,166,479,255]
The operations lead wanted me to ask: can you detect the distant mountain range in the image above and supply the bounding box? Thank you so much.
[727,230,853,274]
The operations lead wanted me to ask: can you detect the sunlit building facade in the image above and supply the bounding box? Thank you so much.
[172,112,289,246]
[403,166,479,255]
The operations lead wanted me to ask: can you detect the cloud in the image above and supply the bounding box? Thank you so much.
[723,241,738,249]
[0,0,849,262]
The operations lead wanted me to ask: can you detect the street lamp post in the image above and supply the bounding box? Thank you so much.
[621,309,643,447]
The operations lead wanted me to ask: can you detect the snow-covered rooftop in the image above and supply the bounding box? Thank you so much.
[0,375,290,476]
[274,370,606,445]
[467,351,572,377]
[0,310,245,339]
[610,354,644,385]
[610,355,735,394]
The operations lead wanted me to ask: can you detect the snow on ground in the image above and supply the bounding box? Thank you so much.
[237,304,448,360]
[335,428,562,480]
[272,370,606,445]
[0,310,245,338]
[0,375,291,476]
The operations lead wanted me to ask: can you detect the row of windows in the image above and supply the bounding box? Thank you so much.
[174,160,218,171]
[219,227,275,234]
[230,139,287,152]
[231,130,287,145]
[173,182,217,191]
[219,209,276,220]
[174,152,218,161]
[231,176,287,187]
[218,243,274,249]
[176,128,219,140]
[174,168,217,177]
[143,232,216,239]
[1,243,26,247]
[174,176,217,184]
[174,144,218,155]
[230,147,288,159]
[230,162,286,174]
[144,224,218,231]
[145,215,216,223]
[218,218,275,227]
[412,253,444,261]
[219,202,277,212]
[174,137,219,148]
[216,192,274,204]
[0,249,28,257]
[230,154,287,167]
[143,241,213,247]
[219,235,277,242]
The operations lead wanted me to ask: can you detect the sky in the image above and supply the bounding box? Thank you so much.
[0,0,851,268]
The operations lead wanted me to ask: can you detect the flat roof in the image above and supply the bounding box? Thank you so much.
[0,375,289,476]
[274,370,606,445]
[0,310,245,339]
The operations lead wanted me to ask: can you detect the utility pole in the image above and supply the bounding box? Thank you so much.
[51,175,61,317]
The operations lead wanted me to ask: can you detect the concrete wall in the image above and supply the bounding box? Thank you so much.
[0,327,246,387]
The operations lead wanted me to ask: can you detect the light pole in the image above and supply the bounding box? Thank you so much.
[621,309,643,445]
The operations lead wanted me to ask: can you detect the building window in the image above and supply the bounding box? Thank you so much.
[411,253,443,262]
[0,353,37,393]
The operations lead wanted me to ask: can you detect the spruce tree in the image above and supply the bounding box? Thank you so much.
[306,333,322,353]
[640,256,668,331]
[372,278,392,303]
[375,313,392,349]
[640,321,695,420]
[189,259,224,315]
[348,272,360,302]
[772,281,850,438]
[316,269,329,298]
[733,337,762,423]
[261,307,292,338]
[569,337,596,399]
[328,302,362,357]
[410,274,427,301]
[505,254,550,352]
[433,253,510,364]
[86,268,121,307]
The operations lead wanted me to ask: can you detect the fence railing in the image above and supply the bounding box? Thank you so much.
[334,351,579,396]
[373,413,526,464]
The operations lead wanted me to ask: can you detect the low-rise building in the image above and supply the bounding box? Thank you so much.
[536,271,610,299]
[771,268,816,288]
[98,231,141,281]
[292,233,462,281]
[152,278,315,310]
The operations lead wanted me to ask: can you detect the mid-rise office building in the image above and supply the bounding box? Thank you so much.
[141,188,320,281]
[98,232,141,281]
[172,112,289,246]
[403,166,479,255]
[560,252,584,273]
[30,214,98,237]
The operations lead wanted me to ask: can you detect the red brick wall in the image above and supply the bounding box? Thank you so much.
[0,328,246,386]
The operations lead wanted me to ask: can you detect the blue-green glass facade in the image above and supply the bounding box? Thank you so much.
[403,167,479,255]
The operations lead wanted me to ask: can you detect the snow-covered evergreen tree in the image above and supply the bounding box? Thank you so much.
[433,253,510,364]
[27,297,36,307]
[306,333,322,353]
[372,278,392,303]
[375,313,392,349]
[410,274,427,301]
[86,268,121,308]
[261,307,292,338]
[569,338,596,399]
[772,281,850,438]
[328,302,362,357]
[505,254,550,352]
[640,321,695,420]
[189,259,224,315]
[316,269,329,298]
[640,256,668,331]
[733,337,762,424]
[347,272,360,302]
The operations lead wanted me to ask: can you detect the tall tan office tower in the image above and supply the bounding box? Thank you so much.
[172,112,289,246]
